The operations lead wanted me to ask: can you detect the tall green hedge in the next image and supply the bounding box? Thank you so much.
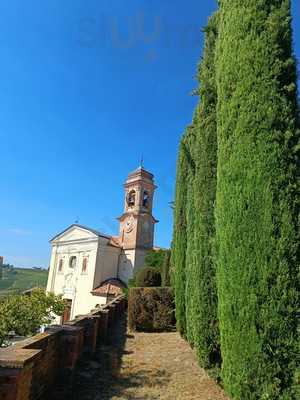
[185,13,220,371]
[215,1,300,398]
[172,14,220,371]
[172,134,192,336]
[161,249,171,287]
[184,126,196,345]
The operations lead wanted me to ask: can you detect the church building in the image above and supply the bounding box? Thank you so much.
[46,166,158,321]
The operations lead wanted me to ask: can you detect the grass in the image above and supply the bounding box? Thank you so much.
[67,315,228,400]
[0,267,48,297]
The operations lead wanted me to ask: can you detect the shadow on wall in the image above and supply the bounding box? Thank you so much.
[118,253,134,283]
[69,314,171,400]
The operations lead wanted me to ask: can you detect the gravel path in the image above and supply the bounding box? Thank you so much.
[68,315,228,400]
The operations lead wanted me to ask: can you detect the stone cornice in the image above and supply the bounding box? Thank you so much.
[52,237,100,246]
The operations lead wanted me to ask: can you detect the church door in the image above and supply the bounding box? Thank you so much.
[62,299,72,323]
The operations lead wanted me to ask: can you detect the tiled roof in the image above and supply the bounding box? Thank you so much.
[128,166,154,179]
[109,236,122,248]
[91,279,126,297]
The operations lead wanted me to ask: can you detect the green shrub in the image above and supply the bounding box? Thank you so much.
[135,267,161,287]
[215,0,300,398]
[145,249,166,270]
[128,287,175,332]
[122,276,136,299]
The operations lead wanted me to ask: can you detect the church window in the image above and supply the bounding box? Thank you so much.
[69,256,77,269]
[82,257,88,274]
[127,190,136,207]
[143,191,150,208]
[58,259,64,273]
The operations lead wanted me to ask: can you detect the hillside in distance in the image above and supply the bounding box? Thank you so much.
[0,267,48,297]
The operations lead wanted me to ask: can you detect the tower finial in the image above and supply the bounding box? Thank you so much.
[140,154,144,168]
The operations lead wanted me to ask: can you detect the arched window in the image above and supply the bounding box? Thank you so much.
[127,190,136,207]
[143,191,150,208]
[58,259,64,273]
[82,257,88,274]
[69,256,77,269]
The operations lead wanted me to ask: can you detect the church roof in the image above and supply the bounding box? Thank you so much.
[91,278,126,297]
[50,224,111,242]
[109,236,122,247]
[128,166,154,180]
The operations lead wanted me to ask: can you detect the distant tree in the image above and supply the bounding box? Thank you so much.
[0,289,64,346]
[123,249,168,292]
[145,249,166,270]
[2,264,14,269]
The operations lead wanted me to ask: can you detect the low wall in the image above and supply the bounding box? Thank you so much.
[0,295,126,400]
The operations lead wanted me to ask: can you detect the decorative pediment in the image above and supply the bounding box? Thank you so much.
[50,224,110,244]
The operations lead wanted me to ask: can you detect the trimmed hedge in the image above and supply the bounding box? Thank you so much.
[215,1,300,398]
[128,287,175,332]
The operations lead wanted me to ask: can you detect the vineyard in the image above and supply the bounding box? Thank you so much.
[0,267,48,297]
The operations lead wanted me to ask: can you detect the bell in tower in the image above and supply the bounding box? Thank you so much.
[117,166,158,283]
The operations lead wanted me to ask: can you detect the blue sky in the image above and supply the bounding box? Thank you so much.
[0,1,300,268]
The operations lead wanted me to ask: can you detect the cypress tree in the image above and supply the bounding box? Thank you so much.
[184,126,196,346]
[172,133,193,335]
[161,249,171,287]
[215,1,300,398]
[185,13,220,371]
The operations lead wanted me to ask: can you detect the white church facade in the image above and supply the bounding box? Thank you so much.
[46,166,158,321]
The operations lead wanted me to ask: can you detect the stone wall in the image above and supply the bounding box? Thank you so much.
[0,295,126,400]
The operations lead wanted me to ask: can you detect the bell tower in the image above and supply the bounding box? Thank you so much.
[117,166,158,282]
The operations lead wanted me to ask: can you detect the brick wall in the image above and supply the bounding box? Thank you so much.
[0,295,126,400]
